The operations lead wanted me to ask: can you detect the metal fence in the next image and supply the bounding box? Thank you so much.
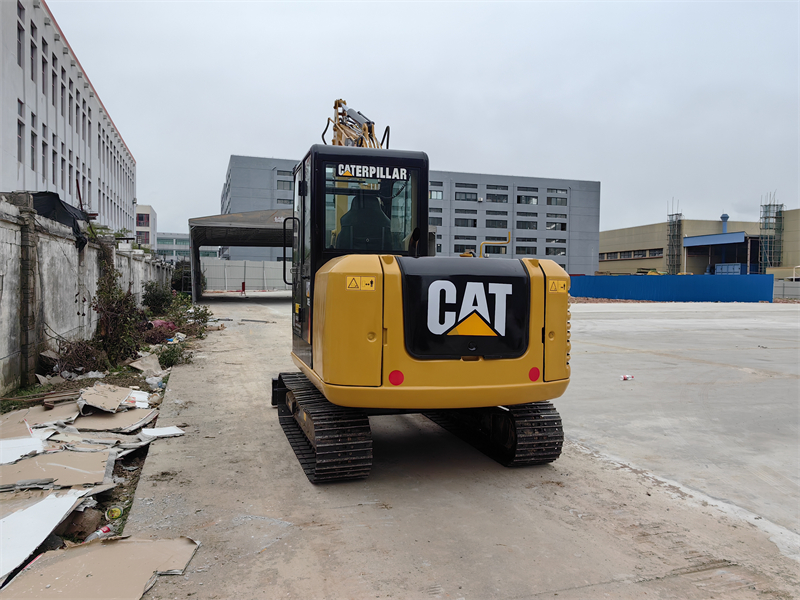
[570,274,774,303]
[200,259,291,292]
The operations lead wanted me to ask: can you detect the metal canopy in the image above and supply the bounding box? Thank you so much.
[188,209,293,301]
[683,231,746,248]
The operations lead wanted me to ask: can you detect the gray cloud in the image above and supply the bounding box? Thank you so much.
[48,1,798,232]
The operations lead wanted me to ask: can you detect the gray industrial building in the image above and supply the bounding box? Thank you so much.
[220,155,600,275]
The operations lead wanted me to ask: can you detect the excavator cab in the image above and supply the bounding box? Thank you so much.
[287,144,429,366]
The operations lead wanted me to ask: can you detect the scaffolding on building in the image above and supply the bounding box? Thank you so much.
[667,212,683,275]
[759,194,784,273]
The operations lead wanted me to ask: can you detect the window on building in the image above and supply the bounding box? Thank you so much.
[454,244,477,253]
[546,247,566,256]
[633,250,647,258]
[517,237,537,242]
[137,231,150,245]
[486,184,508,190]
[517,211,537,217]
[17,24,24,68]
[17,1,24,20]
[60,158,65,189]
[276,198,293,204]
[546,213,566,218]
[606,252,618,260]
[454,218,477,228]
[277,170,293,176]
[485,246,507,255]
[18,100,24,117]
[516,246,536,255]
[486,193,508,203]
[455,192,477,201]
[455,182,477,189]
[454,235,477,240]
[517,195,538,205]
[546,222,567,231]
[429,190,443,200]
[436,234,442,239]
[517,221,537,230]
[429,207,442,213]
[42,56,47,91]
[598,253,605,260]
[430,181,443,186]
[429,217,443,226]
[486,210,507,215]
[518,186,538,192]
[436,244,442,253]
[277,180,293,190]
[485,219,508,228]
[620,251,632,259]
[69,165,73,194]
[546,238,566,244]
[175,238,190,246]
[649,248,663,257]
[547,188,568,194]
[52,150,57,184]
[42,140,47,181]
[454,208,477,214]
[17,121,25,164]
[30,40,36,82]
[136,213,150,227]
[157,238,174,246]
[60,84,65,116]
[547,197,567,206]
[485,236,506,241]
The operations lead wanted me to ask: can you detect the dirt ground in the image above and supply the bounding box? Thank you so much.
[125,294,799,599]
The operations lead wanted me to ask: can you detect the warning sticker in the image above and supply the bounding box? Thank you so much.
[346,276,376,291]
[548,280,567,293]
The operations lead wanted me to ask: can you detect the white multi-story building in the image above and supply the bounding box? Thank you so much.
[156,232,218,263]
[1,0,136,232]
[135,204,157,249]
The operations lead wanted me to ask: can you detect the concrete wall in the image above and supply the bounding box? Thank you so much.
[773,280,800,300]
[200,258,290,292]
[0,194,171,395]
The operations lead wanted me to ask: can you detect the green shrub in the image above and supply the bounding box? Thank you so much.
[142,281,173,315]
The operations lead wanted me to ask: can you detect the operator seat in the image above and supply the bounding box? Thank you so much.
[336,196,392,251]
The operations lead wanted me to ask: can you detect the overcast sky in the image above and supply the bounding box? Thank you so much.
[47,0,798,233]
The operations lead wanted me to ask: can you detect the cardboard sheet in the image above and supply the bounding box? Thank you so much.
[0,488,88,582]
[75,408,158,433]
[78,384,132,413]
[141,426,184,439]
[129,354,162,374]
[0,450,113,491]
[0,438,44,465]
[2,537,200,599]
[1,404,81,437]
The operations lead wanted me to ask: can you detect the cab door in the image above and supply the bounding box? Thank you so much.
[291,156,313,366]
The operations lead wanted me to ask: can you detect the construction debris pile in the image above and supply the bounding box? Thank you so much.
[0,381,197,598]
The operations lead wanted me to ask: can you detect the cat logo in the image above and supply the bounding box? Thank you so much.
[337,164,408,180]
[427,281,513,337]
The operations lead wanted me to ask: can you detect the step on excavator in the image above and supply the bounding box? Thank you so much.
[272,100,571,483]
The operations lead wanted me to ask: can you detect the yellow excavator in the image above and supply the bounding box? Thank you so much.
[272,100,571,482]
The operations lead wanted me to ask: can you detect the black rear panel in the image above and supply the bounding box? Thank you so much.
[397,257,530,360]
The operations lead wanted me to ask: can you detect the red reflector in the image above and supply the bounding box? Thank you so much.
[528,367,540,382]
[389,370,404,386]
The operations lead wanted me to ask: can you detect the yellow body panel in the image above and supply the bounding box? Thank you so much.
[311,255,383,386]
[295,254,571,410]
[540,260,571,382]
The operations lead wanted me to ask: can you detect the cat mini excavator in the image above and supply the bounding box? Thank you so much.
[272,100,571,483]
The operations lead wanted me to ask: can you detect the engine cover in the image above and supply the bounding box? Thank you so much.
[397,256,530,360]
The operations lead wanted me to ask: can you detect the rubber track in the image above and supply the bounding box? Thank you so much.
[424,402,563,467]
[277,372,372,483]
